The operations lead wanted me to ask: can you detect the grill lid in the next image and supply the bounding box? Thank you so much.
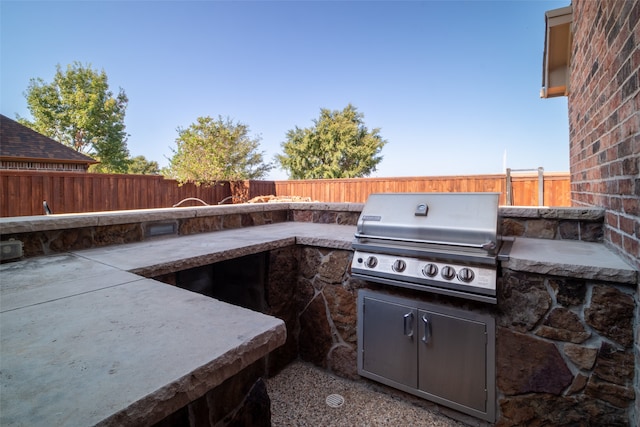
[355,193,500,251]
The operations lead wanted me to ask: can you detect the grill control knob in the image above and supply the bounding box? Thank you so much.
[441,266,456,280]
[365,256,378,268]
[422,263,438,277]
[458,268,475,283]
[392,259,406,272]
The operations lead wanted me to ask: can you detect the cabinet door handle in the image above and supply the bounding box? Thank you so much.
[421,314,431,344]
[403,312,414,337]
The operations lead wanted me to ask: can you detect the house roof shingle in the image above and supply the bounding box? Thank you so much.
[0,114,98,165]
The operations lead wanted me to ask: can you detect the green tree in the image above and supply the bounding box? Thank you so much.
[276,104,387,179]
[19,62,130,173]
[167,116,273,185]
[128,155,160,175]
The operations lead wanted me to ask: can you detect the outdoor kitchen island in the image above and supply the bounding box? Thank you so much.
[1,204,638,426]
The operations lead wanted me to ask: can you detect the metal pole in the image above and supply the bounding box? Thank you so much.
[506,168,512,206]
[538,167,544,206]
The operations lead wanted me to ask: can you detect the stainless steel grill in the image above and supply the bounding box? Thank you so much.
[351,192,509,304]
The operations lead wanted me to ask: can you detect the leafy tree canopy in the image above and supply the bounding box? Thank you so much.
[19,62,130,173]
[276,104,387,179]
[127,155,160,175]
[167,116,273,185]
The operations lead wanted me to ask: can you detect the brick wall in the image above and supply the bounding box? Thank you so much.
[568,0,640,269]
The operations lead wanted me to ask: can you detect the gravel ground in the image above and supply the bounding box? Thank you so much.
[266,361,467,427]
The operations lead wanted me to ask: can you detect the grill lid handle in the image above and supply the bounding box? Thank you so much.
[356,215,382,235]
[482,241,497,251]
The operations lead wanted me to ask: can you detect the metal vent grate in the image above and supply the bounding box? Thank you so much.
[1,240,23,261]
[325,394,345,408]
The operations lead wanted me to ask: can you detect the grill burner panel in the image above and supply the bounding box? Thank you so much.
[352,250,497,303]
[353,251,496,292]
[351,192,502,304]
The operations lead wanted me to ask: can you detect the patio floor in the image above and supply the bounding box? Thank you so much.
[266,361,468,427]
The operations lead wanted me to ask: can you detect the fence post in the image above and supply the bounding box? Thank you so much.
[505,168,512,206]
[538,167,544,206]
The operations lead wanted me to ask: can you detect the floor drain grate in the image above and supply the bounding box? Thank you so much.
[325,393,345,408]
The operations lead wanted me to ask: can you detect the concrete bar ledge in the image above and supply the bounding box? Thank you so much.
[499,206,605,220]
[0,202,362,235]
[288,202,364,212]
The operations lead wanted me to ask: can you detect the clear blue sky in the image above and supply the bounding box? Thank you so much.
[2,0,570,180]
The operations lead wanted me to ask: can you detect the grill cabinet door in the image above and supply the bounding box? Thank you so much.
[361,296,417,388]
[418,310,487,412]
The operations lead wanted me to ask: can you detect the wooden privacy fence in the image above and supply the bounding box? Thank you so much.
[0,170,570,217]
[273,173,571,206]
[0,171,232,217]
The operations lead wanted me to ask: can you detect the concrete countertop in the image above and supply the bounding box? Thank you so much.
[72,222,355,277]
[504,237,638,285]
[1,267,285,426]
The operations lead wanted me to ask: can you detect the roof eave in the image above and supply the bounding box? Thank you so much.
[0,155,99,165]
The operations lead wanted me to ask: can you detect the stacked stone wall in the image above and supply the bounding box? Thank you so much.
[289,207,360,225]
[290,247,637,425]
[295,247,366,379]
[1,209,291,259]
[0,205,602,261]
[265,246,301,374]
[500,207,605,242]
[569,0,639,269]
[153,360,271,427]
[497,270,636,426]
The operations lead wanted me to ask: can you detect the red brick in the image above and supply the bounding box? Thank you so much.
[619,178,634,195]
[618,98,635,122]
[610,195,622,211]
[621,157,638,175]
[607,179,620,194]
[633,48,640,71]
[617,135,635,157]
[600,181,610,193]
[609,227,623,246]
[630,1,640,31]
[608,159,622,177]
[620,114,639,139]
[619,215,636,235]
[606,211,619,228]
[623,196,640,216]
[622,236,639,258]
